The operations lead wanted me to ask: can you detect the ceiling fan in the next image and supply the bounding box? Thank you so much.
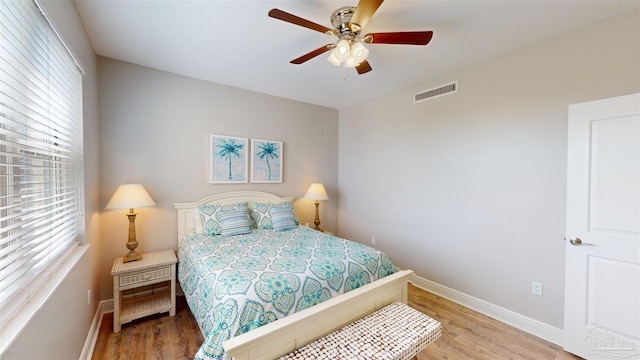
[268,0,433,75]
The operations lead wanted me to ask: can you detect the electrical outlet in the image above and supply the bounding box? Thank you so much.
[532,281,543,296]
[87,289,91,305]
[371,236,376,245]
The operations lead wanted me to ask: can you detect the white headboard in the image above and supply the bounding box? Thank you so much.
[174,191,294,246]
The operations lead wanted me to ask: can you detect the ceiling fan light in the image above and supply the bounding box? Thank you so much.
[345,56,359,68]
[351,42,369,63]
[327,50,342,66]
[334,39,351,61]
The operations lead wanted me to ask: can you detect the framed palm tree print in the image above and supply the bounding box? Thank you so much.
[210,134,248,183]
[251,138,283,183]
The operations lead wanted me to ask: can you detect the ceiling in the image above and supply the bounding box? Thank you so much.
[74,0,639,109]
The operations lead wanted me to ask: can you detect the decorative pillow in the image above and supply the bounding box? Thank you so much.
[199,202,248,236]
[251,201,298,229]
[219,208,252,237]
[270,203,299,232]
[250,202,275,229]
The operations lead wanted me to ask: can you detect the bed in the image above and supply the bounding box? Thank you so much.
[175,191,414,360]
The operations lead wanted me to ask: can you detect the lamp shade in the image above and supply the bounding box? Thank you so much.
[345,56,359,68]
[327,50,342,66]
[351,42,369,63]
[334,39,351,61]
[105,183,156,210]
[304,183,329,201]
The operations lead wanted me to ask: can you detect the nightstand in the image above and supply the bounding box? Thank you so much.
[111,249,177,332]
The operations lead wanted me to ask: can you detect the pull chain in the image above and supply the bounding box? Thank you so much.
[341,63,350,83]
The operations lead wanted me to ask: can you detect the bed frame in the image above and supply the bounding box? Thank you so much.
[174,191,414,360]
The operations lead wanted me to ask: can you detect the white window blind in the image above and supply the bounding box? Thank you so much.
[0,0,83,327]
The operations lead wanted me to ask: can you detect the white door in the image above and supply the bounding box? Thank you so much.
[564,93,640,359]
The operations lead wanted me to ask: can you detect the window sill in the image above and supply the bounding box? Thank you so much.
[0,244,90,357]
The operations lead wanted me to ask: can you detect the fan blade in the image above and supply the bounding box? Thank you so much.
[356,60,373,75]
[290,45,332,64]
[269,8,334,35]
[350,0,384,31]
[365,31,433,45]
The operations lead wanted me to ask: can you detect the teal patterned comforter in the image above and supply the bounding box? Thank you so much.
[178,226,397,360]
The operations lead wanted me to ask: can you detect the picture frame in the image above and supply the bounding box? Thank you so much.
[251,138,283,183]
[210,134,248,184]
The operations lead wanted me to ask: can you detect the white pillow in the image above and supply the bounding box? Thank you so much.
[192,209,202,234]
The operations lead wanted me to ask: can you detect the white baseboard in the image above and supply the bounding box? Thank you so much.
[79,299,113,360]
[409,274,564,347]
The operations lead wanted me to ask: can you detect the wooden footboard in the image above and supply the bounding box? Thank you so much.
[223,269,414,360]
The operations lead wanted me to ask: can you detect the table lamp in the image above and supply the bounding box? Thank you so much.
[304,183,329,232]
[105,182,156,262]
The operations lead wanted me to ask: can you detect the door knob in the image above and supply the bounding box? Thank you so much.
[569,237,593,246]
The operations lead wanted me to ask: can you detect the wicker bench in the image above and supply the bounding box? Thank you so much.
[278,301,442,360]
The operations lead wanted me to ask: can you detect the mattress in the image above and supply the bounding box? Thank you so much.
[178,226,398,360]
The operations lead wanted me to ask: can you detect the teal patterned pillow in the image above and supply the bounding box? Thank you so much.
[251,201,293,229]
[251,202,273,229]
[270,203,298,232]
[220,208,252,237]
[199,202,248,235]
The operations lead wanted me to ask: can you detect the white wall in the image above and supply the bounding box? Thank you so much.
[338,9,639,330]
[3,0,101,359]
[97,58,339,300]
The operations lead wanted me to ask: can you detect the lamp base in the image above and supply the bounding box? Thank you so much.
[123,250,141,263]
[123,211,142,262]
[313,201,324,232]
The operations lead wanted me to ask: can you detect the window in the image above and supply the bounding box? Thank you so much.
[0,0,84,327]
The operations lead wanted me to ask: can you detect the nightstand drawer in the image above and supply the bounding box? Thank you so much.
[119,266,172,287]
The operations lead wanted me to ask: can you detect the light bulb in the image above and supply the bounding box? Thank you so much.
[345,56,359,68]
[334,39,351,61]
[327,50,342,66]
[351,42,369,63]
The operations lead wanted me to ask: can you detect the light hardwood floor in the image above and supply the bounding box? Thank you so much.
[92,284,582,360]
[409,285,581,360]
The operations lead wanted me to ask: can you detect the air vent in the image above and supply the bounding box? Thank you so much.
[414,81,458,103]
